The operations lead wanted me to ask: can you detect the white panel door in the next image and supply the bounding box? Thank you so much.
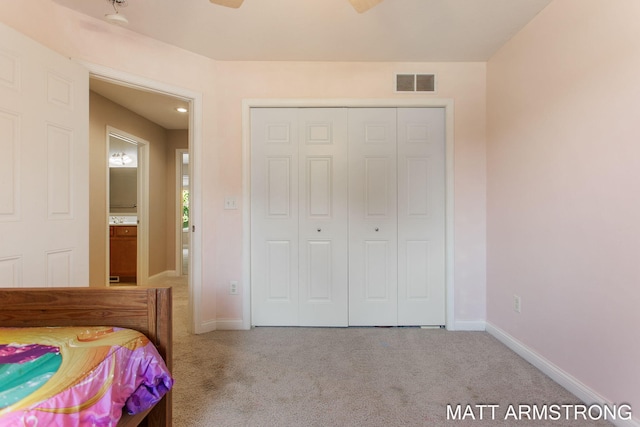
[0,23,89,288]
[298,108,348,326]
[252,108,349,326]
[251,108,300,325]
[348,108,398,326]
[397,108,446,325]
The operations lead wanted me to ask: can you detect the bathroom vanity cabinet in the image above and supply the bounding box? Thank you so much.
[109,225,137,283]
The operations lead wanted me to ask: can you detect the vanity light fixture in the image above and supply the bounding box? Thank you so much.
[176,107,188,113]
[109,152,133,166]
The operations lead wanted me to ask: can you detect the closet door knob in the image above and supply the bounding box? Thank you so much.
[375,227,379,232]
[317,228,322,232]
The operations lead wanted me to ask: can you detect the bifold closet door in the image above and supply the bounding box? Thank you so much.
[297,109,349,326]
[397,108,446,326]
[252,107,446,327]
[348,107,446,326]
[251,108,299,325]
[348,108,398,326]
[251,108,348,326]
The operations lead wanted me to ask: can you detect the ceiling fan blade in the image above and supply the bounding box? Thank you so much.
[348,0,384,13]
[209,0,244,8]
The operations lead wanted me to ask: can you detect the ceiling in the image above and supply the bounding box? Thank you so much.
[91,78,190,129]
[54,0,551,62]
[75,0,551,129]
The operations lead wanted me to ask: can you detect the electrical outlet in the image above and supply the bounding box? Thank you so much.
[229,281,238,295]
[514,295,521,313]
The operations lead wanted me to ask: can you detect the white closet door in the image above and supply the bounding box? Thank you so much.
[251,108,349,326]
[298,109,348,326]
[251,108,300,325]
[252,107,446,327]
[348,108,398,326]
[397,108,446,325]
[0,23,89,288]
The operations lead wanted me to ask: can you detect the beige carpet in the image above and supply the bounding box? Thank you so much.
[161,277,611,426]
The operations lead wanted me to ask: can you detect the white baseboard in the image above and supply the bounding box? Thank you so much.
[209,319,486,332]
[452,320,486,331]
[193,318,247,333]
[215,319,248,330]
[192,318,217,334]
[486,322,639,427]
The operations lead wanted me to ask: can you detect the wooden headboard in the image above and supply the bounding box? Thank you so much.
[0,286,172,427]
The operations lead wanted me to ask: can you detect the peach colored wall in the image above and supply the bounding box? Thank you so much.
[0,2,487,327]
[89,92,172,283]
[487,0,640,415]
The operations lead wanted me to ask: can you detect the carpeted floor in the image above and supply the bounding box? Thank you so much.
[161,276,612,426]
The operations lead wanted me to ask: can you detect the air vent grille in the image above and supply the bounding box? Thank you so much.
[395,73,435,93]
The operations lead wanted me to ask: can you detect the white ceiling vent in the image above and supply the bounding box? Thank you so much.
[395,74,436,93]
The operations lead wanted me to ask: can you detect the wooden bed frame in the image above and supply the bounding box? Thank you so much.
[0,286,172,427]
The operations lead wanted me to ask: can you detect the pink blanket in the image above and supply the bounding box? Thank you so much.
[0,326,173,426]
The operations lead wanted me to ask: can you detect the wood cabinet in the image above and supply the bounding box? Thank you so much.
[110,226,137,283]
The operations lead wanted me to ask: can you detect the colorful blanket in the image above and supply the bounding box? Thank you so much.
[0,326,173,426]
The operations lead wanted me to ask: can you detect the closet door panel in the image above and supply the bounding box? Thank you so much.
[299,108,348,327]
[364,157,392,216]
[251,108,300,325]
[397,108,446,326]
[348,108,398,326]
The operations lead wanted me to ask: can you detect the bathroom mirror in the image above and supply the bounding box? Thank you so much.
[109,134,138,214]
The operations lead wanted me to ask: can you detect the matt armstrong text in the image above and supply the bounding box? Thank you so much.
[446,403,632,422]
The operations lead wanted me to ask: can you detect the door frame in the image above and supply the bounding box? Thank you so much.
[242,98,456,330]
[175,148,189,277]
[85,62,205,334]
[105,126,149,285]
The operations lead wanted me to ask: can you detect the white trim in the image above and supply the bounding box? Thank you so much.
[138,137,150,284]
[83,62,205,335]
[242,98,455,330]
[486,322,640,427]
[215,319,246,331]
[105,126,149,286]
[175,149,189,278]
[104,132,111,285]
[197,319,218,333]
[453,320,486,331]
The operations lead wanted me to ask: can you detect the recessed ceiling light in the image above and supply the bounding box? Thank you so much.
[176,107,188,113]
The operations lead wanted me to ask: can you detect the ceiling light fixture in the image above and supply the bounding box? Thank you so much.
[105,0,129,25]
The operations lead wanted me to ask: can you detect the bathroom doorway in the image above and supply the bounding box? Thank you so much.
[107,128,149,285]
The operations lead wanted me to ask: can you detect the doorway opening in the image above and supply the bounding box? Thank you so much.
[106,128,149,285]
[87,65,203,334]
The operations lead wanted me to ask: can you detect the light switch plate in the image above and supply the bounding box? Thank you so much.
[224,197,237,210]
